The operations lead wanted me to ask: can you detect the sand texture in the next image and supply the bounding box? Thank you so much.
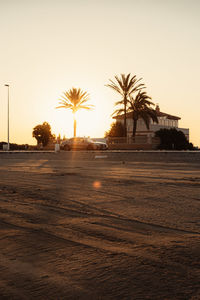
[0,152,200,299]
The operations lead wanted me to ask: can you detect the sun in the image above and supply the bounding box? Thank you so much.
[75,108,100,137]
[49,92,113,140]
[49,98,101,139]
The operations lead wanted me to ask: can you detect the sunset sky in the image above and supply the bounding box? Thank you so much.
[1,0,200,146]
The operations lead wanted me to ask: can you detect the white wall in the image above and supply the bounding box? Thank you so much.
[117,117,189,140]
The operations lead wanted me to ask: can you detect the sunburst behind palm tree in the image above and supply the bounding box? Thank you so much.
[56,88,93,137]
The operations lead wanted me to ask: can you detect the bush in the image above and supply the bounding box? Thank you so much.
[155,128,194,150]
[105,122,125,137]
[32,122,54,147]
[0,142,29,150]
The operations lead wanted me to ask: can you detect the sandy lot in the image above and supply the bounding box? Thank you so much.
[0,152,200,299]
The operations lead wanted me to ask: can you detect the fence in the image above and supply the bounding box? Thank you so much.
[107,136,160,150]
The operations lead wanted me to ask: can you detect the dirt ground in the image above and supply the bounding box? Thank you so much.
[0,152,200,299]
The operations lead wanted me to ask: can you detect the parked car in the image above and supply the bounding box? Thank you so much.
[93,141,108,150]
[61,137,108,151]
[61,137,96,151]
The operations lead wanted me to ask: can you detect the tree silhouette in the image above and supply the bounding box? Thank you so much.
[127,91,158,137]
[32,122,53,147]
[105,122,125,137]
[56,88,93,137]
[106,73,144,136]
[155,128,194,150]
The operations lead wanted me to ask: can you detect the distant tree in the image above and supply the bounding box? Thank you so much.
[155,128,194,150]
[127,91,158,137]
[106,73,144,137]
[0,142,29,150]
[105,122,125,137]
[56,88,93,137]
[32,122,53,147]
[57,133,61,143]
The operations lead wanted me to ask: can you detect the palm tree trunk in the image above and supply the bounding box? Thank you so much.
[124,96,127,137]
[132,118,137,138]
[124,108,127,137]
[73,114,77,137]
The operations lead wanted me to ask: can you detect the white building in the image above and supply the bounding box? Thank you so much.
[113,105,189,141]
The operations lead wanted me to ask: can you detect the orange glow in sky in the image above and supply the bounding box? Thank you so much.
[1,0,200,146]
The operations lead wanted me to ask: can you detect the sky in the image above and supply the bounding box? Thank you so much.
[0,0,200,146]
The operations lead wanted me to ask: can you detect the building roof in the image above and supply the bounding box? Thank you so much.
[113,105,181,120]
[155,111,180,120]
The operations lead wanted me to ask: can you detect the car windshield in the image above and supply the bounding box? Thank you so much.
[86,138,94,143]
[68,138,94,143]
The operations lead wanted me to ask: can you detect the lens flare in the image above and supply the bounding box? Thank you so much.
[93,181,101,189]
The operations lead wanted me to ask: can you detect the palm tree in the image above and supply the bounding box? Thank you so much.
[56,88,93,137]
[127,91,158,137]
[106,73,144,136]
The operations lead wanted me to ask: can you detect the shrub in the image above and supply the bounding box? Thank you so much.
[155,128,194,150]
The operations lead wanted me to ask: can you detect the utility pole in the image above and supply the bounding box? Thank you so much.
[4,84,10,151]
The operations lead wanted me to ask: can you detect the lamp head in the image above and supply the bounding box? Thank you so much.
[5,84,9,87]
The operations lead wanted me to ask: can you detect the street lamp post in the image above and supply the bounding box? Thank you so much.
[4,84,10,151]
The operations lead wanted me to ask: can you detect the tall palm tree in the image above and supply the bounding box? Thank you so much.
[56,88,93,137]
[106,73,144,136]
[127,91,158,137]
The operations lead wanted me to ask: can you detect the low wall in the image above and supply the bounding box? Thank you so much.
[108,143,156,150]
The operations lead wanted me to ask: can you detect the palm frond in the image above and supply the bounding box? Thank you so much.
[146,109,158,123]
[127,89,158,131]
[115,100,124,106]
[111,108,124,116]
[56,87,92,112]
[107,73,145,99]
[127,75,137,92]
[79,98,90,106]
[78,90,90,102]
[123,73,131,89]
[78,105,94,110]
[115,75,124,92]
[140,113,150,129]
[56,105,72,109]
[106,80,122,95]
[129,82,145,95]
